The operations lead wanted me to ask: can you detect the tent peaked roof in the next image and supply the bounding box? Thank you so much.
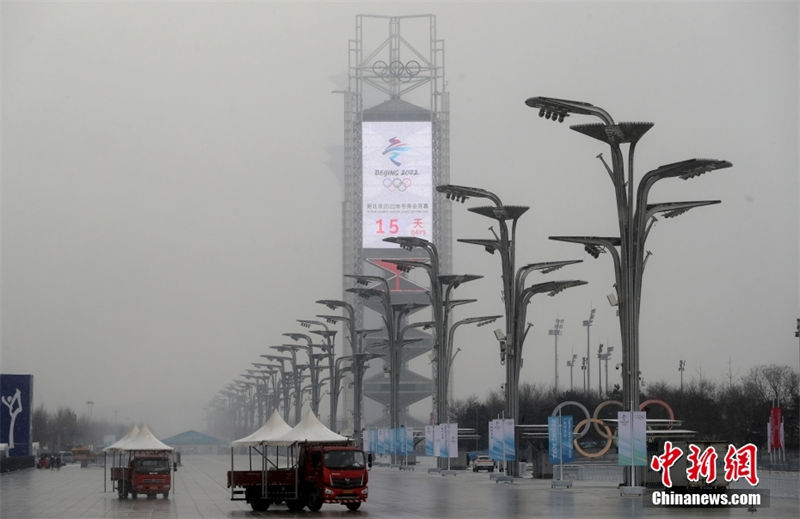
[231,410,293,446]
[103,424,140,452]
[271,411,349,446]
[115,424,173,451]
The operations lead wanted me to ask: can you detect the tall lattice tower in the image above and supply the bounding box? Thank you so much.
[338,15,450,431]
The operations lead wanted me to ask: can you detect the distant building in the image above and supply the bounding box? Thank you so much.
[161,430,223,455]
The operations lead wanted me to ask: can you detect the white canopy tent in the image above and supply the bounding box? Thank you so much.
[231,411,292,447]
[104,424,173,452]
[103,424,140,452]
[269,411,349,446]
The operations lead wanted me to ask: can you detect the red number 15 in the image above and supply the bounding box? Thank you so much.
[376,219,399,234]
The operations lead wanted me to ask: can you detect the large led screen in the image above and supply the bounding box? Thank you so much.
[362,121,432,249]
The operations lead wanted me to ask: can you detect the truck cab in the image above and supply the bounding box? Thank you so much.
[301,445,368,511]
[113,452,173,499]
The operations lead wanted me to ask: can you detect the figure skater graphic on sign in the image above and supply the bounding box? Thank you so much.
[2,388,23,449]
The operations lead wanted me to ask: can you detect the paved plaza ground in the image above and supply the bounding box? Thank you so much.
[1,455,797,518]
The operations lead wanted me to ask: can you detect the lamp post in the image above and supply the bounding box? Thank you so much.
[438,184,586,476]
[349,330,383,440]
[251,363,281,417]
[583,308,596,394]
[581,357,588,392]
[382,237,445,429]
[437,184,527,477]
[259,355,293,422]
[269,345,305,424]
[347,274,427,460]
[566,354,578,391]
[316,299,357,431]
[380,248,483,451]
[283,332,322,416]
[678,359,686,394]
[526,96,731,488]
[549,318,564,393]
[598,346,614,396]
[234,380,256,432]
[242,372,269,424]
[299,319,338,430]
[444,315,501,412]
[372,319,433,456]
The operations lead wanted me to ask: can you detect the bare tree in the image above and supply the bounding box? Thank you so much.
[742,364,799,405]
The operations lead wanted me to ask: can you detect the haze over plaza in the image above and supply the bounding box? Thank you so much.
[2,1,797,436]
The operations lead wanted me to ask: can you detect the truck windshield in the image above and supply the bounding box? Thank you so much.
[136,458,170,474]
[323,450,366,470]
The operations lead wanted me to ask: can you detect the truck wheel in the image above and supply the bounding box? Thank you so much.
[130,492,138,499]
[251,498,269,512]
[162,491,169,499]
[346,502,361,511]
[306,489,323,512]
[286,499,305,511]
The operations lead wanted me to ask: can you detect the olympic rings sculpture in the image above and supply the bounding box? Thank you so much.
[550,399,675,459]
[372,60,422,83]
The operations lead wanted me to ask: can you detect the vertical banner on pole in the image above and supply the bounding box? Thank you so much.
[379,428,387,456]
[363,430,370,452]
[503,418,516,462]
[406,427,414,457]
[548,416,561,464]
[618,411,647,466]
[447,423,458,458]
[549,416,574,464]
[562,415,574,463]
[632,411,647,466]
[769,407,783,452]
[618,411,631,466]
[489,419,506,461]
[425,425,434,456]
[437,424,449,458]
[433,424,443,458]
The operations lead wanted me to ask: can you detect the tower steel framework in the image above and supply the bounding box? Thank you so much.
[338,14,451,433]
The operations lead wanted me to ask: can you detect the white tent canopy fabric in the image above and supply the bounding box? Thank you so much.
[269,411,349,446]
[230,410,292,447]
[103,424,140,452]
[104,424,172,452]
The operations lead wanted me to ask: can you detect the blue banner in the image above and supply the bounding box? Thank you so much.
[488,418,515,462]
[548,415,574,464]
[489,419,502,461]
[1,374,33,457]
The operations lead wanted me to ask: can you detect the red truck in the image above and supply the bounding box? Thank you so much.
[228,442,369,512]
[111,451,174,499]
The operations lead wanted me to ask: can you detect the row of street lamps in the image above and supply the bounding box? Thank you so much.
[212,96,729,487]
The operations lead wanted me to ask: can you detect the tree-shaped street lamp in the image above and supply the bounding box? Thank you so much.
[526,95,732,488]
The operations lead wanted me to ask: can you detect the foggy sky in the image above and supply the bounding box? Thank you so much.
[2,1,797,438]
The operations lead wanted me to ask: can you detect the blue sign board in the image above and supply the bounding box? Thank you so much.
[1,374,34,457]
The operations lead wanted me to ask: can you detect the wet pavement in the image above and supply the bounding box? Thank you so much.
[1,455,797,518]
